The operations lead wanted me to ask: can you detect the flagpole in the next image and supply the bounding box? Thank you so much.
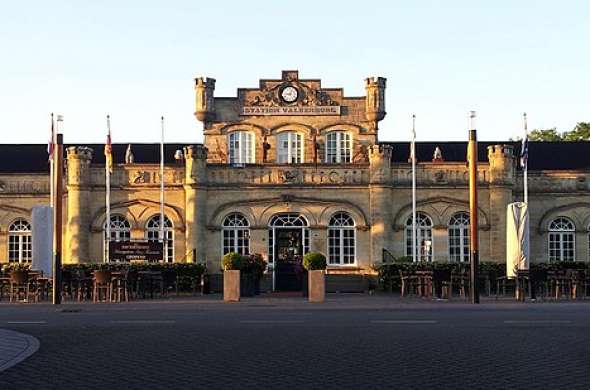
[160,116,166,263]
[49,113,55,208]
[523,113,528,205]
[468,111,480,304]
[105,115,111,263]
[411,114,417,263]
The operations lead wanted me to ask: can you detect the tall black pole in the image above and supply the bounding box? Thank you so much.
[52,133,63,304]
[468,114,480,304]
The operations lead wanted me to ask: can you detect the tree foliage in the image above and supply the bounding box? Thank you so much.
[524,122,590,141]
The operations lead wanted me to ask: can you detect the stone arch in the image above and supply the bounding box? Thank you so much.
[270,122,316,137]
[90,199,185,232]
[218,123,268,139]
[318,122,365,137]
[393,196,490,230]
[208,196,369,229]
[318,205,368,230]
[0,205,30,232]
[538,202,590,233]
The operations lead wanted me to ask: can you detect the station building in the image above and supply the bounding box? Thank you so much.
[1,70,589,290]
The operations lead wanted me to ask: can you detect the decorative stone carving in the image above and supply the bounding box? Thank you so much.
[125,144,135,164]
[246,81,338,107]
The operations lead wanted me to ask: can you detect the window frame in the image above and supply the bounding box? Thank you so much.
[277,131,304,164]
[448,212,470,263]
[405,212,434,262]
[228,131,255,164]
[325,131,352,163]
[548,217,575,262]
[8,218,32,263]
[222,213,251,256]
[327,212,356,266]
[145,215,174,263]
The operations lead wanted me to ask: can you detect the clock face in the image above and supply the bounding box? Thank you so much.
[281,86,298,103]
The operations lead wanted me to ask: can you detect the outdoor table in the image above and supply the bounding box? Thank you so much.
[432,269,452,298]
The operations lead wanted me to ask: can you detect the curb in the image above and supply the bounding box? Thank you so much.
[0,329,40,372]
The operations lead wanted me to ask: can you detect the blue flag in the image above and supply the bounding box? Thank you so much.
[520,135,528,169]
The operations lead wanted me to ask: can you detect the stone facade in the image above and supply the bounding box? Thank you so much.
[0,70,589,287]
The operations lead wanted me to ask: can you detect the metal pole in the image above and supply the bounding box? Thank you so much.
[105,116,111,263]
[411,115,417,263]
[52,133,63,305]
[49,114,55,208]
[523,113,528,205]
[160,116,166,262]
[468,111,480,304]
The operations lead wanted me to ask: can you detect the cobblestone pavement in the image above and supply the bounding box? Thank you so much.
[0,329,39,372]
[1,295,590,389]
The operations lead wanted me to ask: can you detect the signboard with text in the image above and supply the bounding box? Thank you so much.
[108,241,164,262]
[240,105,340,116]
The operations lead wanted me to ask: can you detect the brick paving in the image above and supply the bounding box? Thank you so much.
[1,295,590,389]
[0,329,39,372]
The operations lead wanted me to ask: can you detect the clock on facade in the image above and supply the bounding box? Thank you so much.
[280,86,298,103]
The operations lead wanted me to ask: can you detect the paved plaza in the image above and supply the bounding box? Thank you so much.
[1,294,590,389]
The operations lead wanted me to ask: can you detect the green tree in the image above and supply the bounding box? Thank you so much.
[563,122,590,141]
[527,128,563,141]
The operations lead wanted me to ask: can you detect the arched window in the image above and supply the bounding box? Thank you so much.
[548,217,575,262]
[103,215,131,262]
[228,131,255,164]
[267,214,310,264]
[405,212,433,261]
[328,212,356,265]
[222,213,250,255]
[146,215,174,263]
[448,212,470,262]
[277,131,303,164]
[325,131,352,163]
[8,218,32,263]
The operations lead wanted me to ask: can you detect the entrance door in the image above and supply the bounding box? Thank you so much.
[274,229,304,291]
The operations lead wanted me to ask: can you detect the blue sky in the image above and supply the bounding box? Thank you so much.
[0,0,588,144]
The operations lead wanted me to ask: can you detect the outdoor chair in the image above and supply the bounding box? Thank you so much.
[529,268,548,300]
[582,270,590,299]
[547,270,569,299]
[9,270,38,303]
[432,268,452,299]
[414,270,433,298]
[93,270,112,303]
[111,271,129,302]
[450,268,469,298]
[399,270,419,297]
[161,270,179,296]
[0,273,10,300]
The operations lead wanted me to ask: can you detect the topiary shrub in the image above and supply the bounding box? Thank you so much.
[302,252,327,271]
[222,252,243,271]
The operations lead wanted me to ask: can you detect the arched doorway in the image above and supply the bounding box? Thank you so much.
[268,214,309,291]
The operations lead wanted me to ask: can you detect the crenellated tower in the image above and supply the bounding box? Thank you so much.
[195,77,216,126]
[365,77,387,128]
[183,145,208,264]
[487,144,515,263]
[65,146,93,263]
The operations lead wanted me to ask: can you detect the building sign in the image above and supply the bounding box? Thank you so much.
[108,241,164,262]
[240,106,340,116]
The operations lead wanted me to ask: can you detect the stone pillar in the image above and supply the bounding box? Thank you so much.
[65,146,93,264]
[184,145,208,264]
[487,145,515,263]
[310,227,327,256]
[369,144,392,265]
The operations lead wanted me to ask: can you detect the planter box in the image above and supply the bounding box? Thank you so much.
[223,270,240,302]
[308,270,325,303]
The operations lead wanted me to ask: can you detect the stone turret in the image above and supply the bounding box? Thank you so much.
[487,144,515,185]
[365,77,387,123]
[487,144,515,263]
[194,77,216,124]
[65,146,93,263]
[369,144,392,184]
[183,145,208,263]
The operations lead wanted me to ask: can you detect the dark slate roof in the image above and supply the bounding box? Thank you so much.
[382,141,590,171]
[0,143,192,173]
[1,141,589,173]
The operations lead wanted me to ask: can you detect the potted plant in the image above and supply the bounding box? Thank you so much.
[222,252,242,302]
[303,252,327,303]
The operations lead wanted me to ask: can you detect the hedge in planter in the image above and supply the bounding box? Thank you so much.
[303,252,327,271]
